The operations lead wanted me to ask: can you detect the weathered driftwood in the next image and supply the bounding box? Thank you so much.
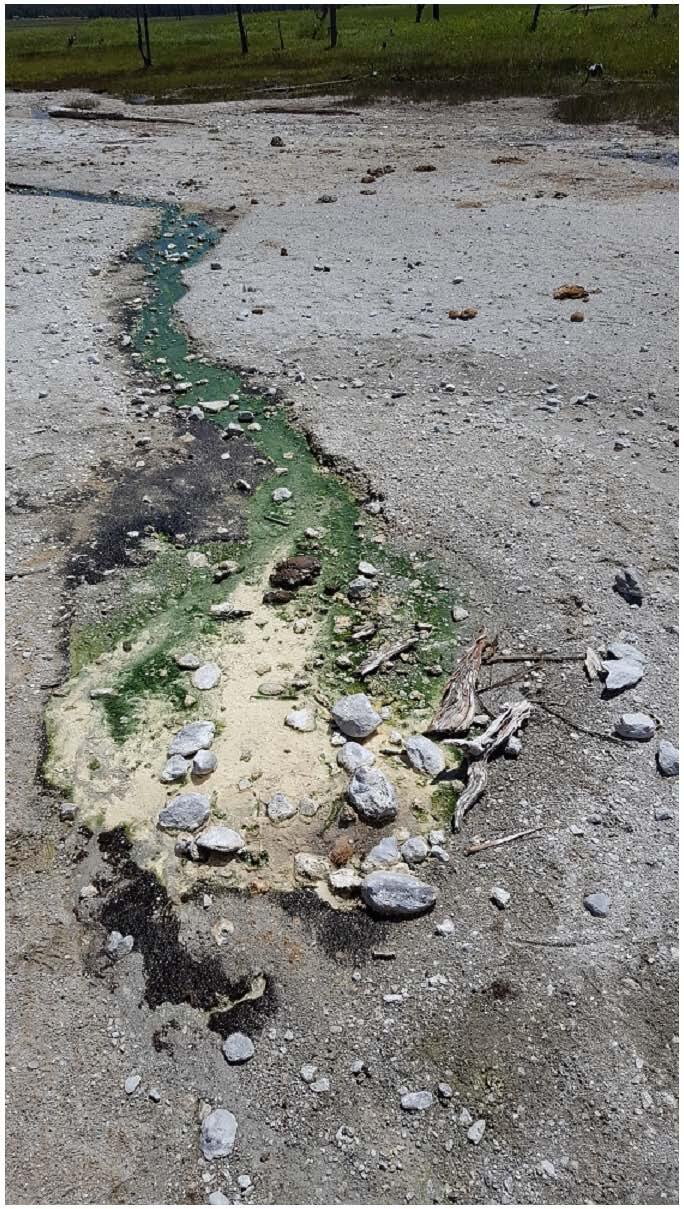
[464,825,542,856]
[447,699,533,831]
[583,646,603,681]
[358,636,418,678]
[448,700,532,761]
[427,630,496,736]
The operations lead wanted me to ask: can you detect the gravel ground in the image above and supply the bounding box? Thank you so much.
[5,90,678,1205]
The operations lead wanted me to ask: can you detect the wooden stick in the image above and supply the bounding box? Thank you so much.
[487,652,585,665]
[428,630,495,736]
[358,636,418,678]
[464,825,543,856]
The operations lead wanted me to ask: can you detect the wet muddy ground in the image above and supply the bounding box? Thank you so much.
[5,91,678,1205]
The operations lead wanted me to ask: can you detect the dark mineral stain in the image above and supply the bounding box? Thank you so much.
[276,887,389,960]
[96,827,276,1034]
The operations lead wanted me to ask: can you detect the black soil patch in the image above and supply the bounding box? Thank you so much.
[277,887,389,960]
[67,418,268,585]
[96,827,276,1035]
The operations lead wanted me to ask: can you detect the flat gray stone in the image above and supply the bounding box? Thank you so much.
[361,871,437,919]
[124,1074,141,1095]
[175,652,201,669]
[401,836,429,866]
[298,796,320,818]
[401,1090,433,1111]
[105,931,134,961]
[193,749,218,776]
[337,741,376,774]
[347,766,398,823]
[168,721,215,758]
[490,886,511,910]
[331,693,382,739]
[347,575,376,601]
[605,641,646,664]
[158,793,210,832]
[196,827,244,855]
[363,836,401,871]
[451,605,470,622]
[602,657,644,693]
[267,792,297,823]
[404,734,445,776]
[272,487,292,503]
[208,1193,231,1205]
[657,739,679,777]
[300,1063,318,1083]
[192,662,221,691]
[160,754,190,783]
[467,1119,486,1145]
[222,1032,254,1064]
[201,1108,238,1159]
[614,712,656,741]
[584,892,610,918]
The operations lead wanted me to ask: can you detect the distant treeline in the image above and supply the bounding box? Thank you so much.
[5,4,316,18]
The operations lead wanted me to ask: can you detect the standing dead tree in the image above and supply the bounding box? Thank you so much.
[530,4,541,30]
[236,4,248,55]
[329,5,338,48]
[136,5,152,68]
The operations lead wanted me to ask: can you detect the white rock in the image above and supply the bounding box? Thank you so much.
[328,867,362,896]
[401,1090,433,1111]
[362,836,401,871]
[294,852,330,882]
[272,487,292,503]
[201,1108,238,1159]
[490,886,511,910]
[285,708,316,733]
[192,662,221,691]
[168,721,215,757]
[401,836,429,866]
[222,1033,254,1064]
[435,918,455,936]
[337,742,376,774]
[467,1119,486,1145]
[160,754,190,783]
[267,793,297,823]
[300,1063,317,1083]
[404,734,445,776]
[331,693,382,739]
[196,827,244,855]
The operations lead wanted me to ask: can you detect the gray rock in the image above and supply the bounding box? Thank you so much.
[105,930,134,961]
[192,662,221,691]
[459,1108,473,1127]
[347,766,398,823]
[160,754,190,783]
[614,712,656,741]
[124,1074,141,1095]
[300,1063,318,1083]
[168,720,215,758]
[175,837,200,861]
[222,1032,254,1064]
[310,1077,330,1093]
[654,806,674,822]
[337,741,376,774]
[657,739,679,777]
[358,560,378,577]
[331,693,382,739]
[201,1108,238,1159]
[602,657,644,693]
[605,641,646,664]
[267,792,297,823]
[59,801,77,821]
[158,793,210,832]
[584,892,610,917]
[208,1193,231,1205]
[193,749,218,776]
[175,652,201,670]
[490,886,511,910]
[467,1119,486,1145]
[404,734,445,776]
[451,605,470,622]
[361,871,437,918]
[401,836,429,866]
[149,1088,161,1102]
[363,836,401,871]
[347,576,376,601]
[285,708,316,733]
[294,852,330,881]
[237,1176,252,1192]
[271,487,292,503]
[437,1082,454,1101]
[196,827,244,855]
[401,1090,433,1111]
[298,796,320,818]
[613,567,643,606]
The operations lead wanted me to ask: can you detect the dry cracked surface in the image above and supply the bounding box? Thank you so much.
[5,90,678,1205]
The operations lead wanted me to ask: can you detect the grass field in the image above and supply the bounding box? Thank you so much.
[5,4,678,128]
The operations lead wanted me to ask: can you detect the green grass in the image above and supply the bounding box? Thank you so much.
[5,5,678,128]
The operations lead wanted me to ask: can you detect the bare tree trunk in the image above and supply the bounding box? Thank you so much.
[650,4,659,16]
[432,4,440,19]
[277,17,285,50]
[329,5,337,48]
[416,4,424,21]
[530,4,541,30]
[236,4,248,55]
[136,5,151,67]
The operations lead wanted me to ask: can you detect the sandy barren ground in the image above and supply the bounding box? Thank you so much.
[5,90,678,1206]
